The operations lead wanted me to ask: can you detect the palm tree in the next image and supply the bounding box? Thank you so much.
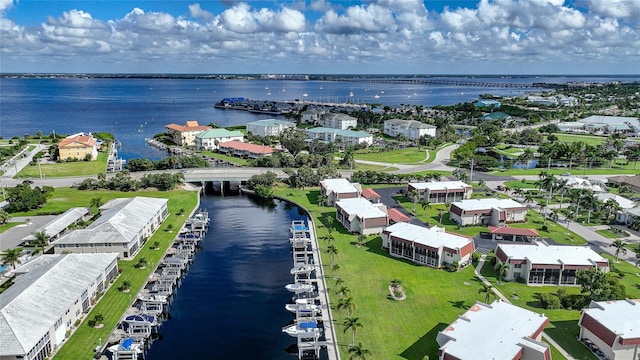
[611,239,627,263]
[337,296,356,317]
[1,247,23,269]
[337,286,351,298]
[334,277,344,287]
[90,196,103,213]
[321,232,335,243]
[618,184,631,197]
[437,208,445,225]
[556,179,569,209]
[357,234,367,246]
[495,262,509,284]
[420,199,431,215]
[603,198,621,222]
[348,342,371,360]
[478,283,495,303]
[331,264,341,273]
[317,194,329,207]
[0,209,11,225]
[33,231,49,254]
[410,189,420,214]
[326,244,339,266]
[343,317,363,347]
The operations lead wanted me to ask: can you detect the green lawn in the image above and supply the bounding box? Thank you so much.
[552,133,607,146]
[353,163,399,172]
[595,229,621,239]
[351,147,429,164]
[52,188,199,360]
[274,187,506,359]
[0,221,23,234]
[16,152,108,178]
[199,150,248,166]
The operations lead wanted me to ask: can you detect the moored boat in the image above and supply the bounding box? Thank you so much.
[285,283,314,293]
[282,321,321,338]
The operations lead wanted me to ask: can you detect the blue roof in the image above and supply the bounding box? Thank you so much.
[122,338,134,350]
[299,322,317,329]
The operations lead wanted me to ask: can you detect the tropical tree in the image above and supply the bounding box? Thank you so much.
[495,262,509,284]
[437,208,445,225]
[331,264,340,273]
[348,342,371,360]
[337,296,356,317]
[321,231,335,243]
[420,199,431,215]
[618,184,631,197]
[33,231,49,253]
[610,239,628,263]
[337,286,351,298]
[1,247,22,269]
[603,199,621,222]
[326,244,339,266]
[478,283,495,303]
[334,277,344,287]
[90,196,104,213]
[410,189,420,214]
[357,234,367,246]
[343,317,364,347]
[0,209,11,224]
[317,194,329,207]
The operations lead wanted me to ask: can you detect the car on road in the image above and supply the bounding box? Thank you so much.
[561,172,570,176]
[496,185,505,191]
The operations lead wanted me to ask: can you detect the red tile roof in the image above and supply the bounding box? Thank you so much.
[488,226,539,237]
[361,188,381,199]
[58,134,97,148]
[388,208,411,223]
[165,120,211,132]
[218,140,274,155]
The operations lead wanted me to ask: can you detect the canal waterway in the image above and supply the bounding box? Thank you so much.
[144,194,311,359]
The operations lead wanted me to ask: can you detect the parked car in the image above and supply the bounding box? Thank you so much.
[496,185,505,191]
[561,172,570,176]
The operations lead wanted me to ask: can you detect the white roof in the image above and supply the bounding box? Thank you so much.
[559,176,607,192]
[409,181,470,192]
[452,198,524,211]
[385,119,436,129]
[56,197,167,245]
[336,198,387,219]
[579,115,640,127]
[594,193,635,209]
[498,242,607,266]
[22,207,89,241]
[584,299,640,340]
[384,222,472,250]
[438,300,548,360]
[0,253,118,356]
[320,178,358,194]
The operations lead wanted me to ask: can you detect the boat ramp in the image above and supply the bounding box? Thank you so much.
[283,219,340,360]
[100,210,210,360]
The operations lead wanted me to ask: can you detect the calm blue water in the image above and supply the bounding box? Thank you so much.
[1,76,638,161]
[145,195,310,359]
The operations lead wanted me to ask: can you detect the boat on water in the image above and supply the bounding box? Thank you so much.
[107,338,144,357]
[285,283,314,293]
[290,263,314,275]
[282,321,321,338]
[285,299,322,314]
[123,313,158,327]
[302,93,308,97]
[138,293,168,303]
[374,94,380,99]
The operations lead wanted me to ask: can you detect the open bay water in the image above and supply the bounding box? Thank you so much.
[2,75,638,161]
[144,195,311,359]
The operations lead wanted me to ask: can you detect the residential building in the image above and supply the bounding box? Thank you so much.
[305,127,373,146]
[560,176,607,193]
[54,197,169,259]
[437,300,550,360]
[0,253,118,360]
[195,129,244,150]
[487,226,540,242]
[558,116,640,135]
[449,198,527,226]
[387,208,411,224]
[578,299,640,360]
[478,111,510,121]
[474,99,501,109]
[246,119,296,137]
[361,188,381,203]
[57,133,99,161]
[495,242,609,285]
[335,197,388,235]
[320,178,361,206]
[318,113,358,130]
[381,223,474,268]
[616,207,640,226]
[407,181,472,204]
[217,140,275,158]
[21,207,90,244]
[383,119,436,140]
[609,175,640,193]
[165,120,212,147]
[300,108,325,124]
[595,193,635,210]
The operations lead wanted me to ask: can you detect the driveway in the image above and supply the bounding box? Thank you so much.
[0,216,57,251]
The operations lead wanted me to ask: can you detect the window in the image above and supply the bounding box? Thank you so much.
[514,264,522,269]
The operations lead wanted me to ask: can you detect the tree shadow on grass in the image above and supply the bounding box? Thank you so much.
[399,322,448,360]
[526,292,543,308]
[449,300,469,310]
[305,189,321,206]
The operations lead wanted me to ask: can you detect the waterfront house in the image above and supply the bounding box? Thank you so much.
[495,242,609,285]
[300,108,326,124]
[437,300,550,360]
[474,99,501,109]
[217,140,275,158]
[320,178,361,206]
[407,181,472,204]
[195,128,244,150]
[305,127,373,146]
[0,253,118,360]
[449,198,527,226]
[54,197,169,259]
[165,120,212,147]
[383,119,436,140]
[21,207,90,244]
[381,222,474,268]
[335,197,388,235]
[57,132,99,161]
[318,113,358,130]
[578,299,640,360]
[246,119,296,137]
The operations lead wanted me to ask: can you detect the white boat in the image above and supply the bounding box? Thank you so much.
[107,338,144,356]
[285,283,314,293]
[285,299,322,314]
[374,94,380,99]
[138,293,168,303]
[302,93,308,97]
[282,321,321,338]
[290,263,314,275]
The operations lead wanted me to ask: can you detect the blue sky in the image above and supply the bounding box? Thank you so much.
[1,0,639,74]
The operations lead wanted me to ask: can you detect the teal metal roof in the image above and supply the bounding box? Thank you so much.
[196,129,244,139]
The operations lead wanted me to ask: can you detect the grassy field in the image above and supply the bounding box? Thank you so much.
[200,150,248,166]
[0,221,23,234]
[273,187,530,359]
[50,188,199,360]
[352,163,399,171]
[16,152,108,178]
[552,133,607,146]
[352,147,430,164]
[595,228,621,239]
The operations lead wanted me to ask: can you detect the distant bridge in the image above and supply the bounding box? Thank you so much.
[182,168,289,182]
[350,78,541,89]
